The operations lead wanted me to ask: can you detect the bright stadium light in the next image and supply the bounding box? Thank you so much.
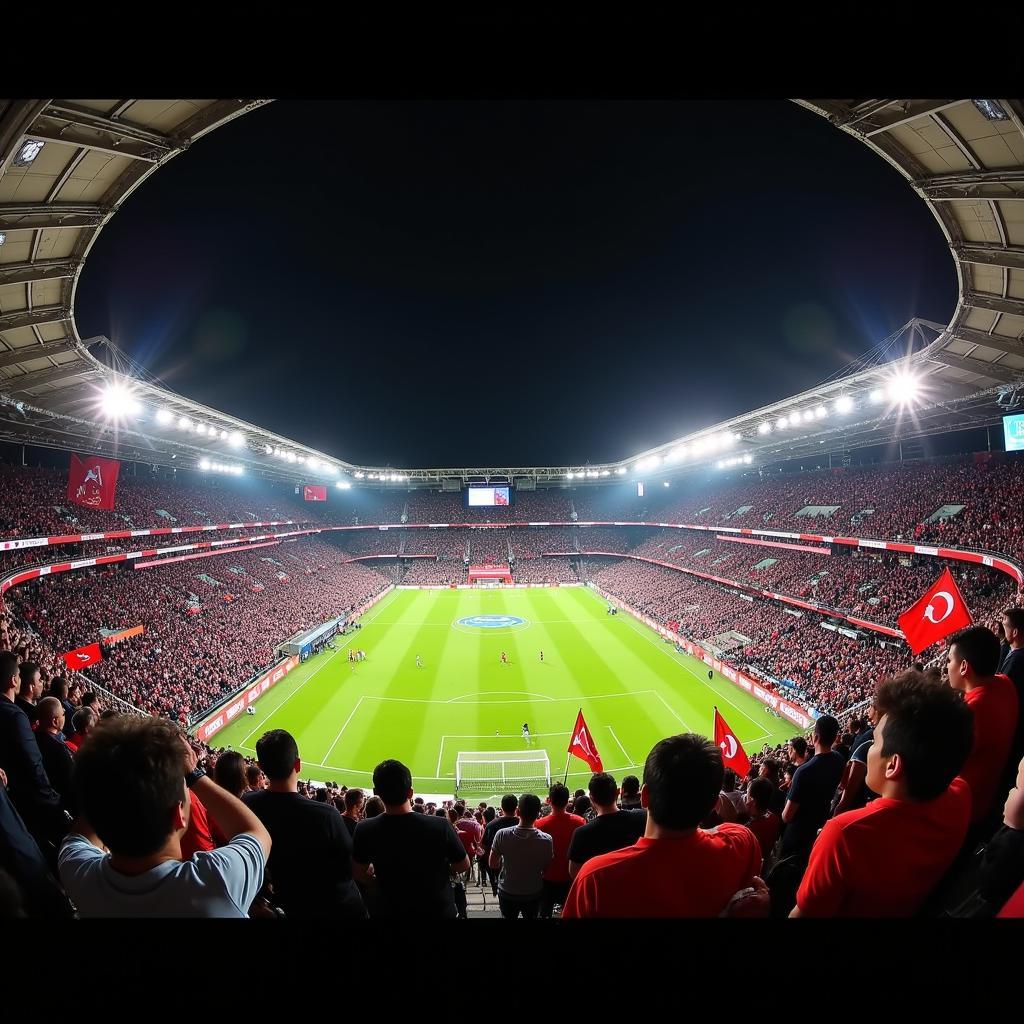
[835,395,854,414]
[264,444,273,455]
[601,470,610,477]
[155,408,173,425]
[178,416,192,431]
[195,423,207,435]
[663,481,670,487]
[788,412,801,427]
[199,458,211,471]
[287,452,297,463]
[354,471,365,478]
[803,409,814,422]
[744,454,753,464]
[566,471,575,479]
[336,480,351,489]
[815,405,827,418]
[870,388,885,404]
[13,140,45,167]
[636,455,660,472]
[98,384,142,420]
[615,466,627,475]
[757,422,771,435]
[887,373,921,405]
[732,432,743,443]
[776,418,788,431]
[229,431,244,448]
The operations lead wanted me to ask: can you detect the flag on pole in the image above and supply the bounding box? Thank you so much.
[62,642,104,671]
[897,566,973,656]
[713,707,751,778]
[567,709,603,774]
[67,454,121,511]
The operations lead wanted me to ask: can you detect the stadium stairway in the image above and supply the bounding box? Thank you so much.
[462,872,564,919]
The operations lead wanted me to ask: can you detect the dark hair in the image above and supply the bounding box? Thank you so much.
[788,737,808,759]
[518,793,542,823]
[71,707,95,733]
[500,794,518,815]
[759,757,780,782]
[18,662,40,691]
[874,671,974,801]
[434,807,447,817]
[643,734,723,830]
[245,764,263,789]
[73,717,187,857]
[81,692,100,709]
[255,730,300,781]
[948,625,1002,677]
[363,796,385,819]
[573,794,592,817]
[483,806,496,823]
[588,772,618,806]
[1004,607,1024,637]
[48,677,69,701]
[573,789,586,799]
[412,803,424,813]
[621,775,640,797]
[814,716,840,748]
[548,783,570,809]
[722,768,737,792]
[373,759,413,806]
[213,751,248,798]
[747,777,774,812]
[345,788,364,810]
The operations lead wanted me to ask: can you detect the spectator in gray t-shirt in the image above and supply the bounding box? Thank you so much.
[489,793,553,919]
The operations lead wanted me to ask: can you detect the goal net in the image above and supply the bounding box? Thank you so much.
[455,750,551,794]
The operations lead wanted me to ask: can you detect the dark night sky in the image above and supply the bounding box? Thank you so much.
[75,99,958,468]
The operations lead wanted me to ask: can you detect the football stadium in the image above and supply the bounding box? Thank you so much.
[1,95,1024,922]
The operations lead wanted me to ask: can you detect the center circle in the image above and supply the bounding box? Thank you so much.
[456,614,528,630]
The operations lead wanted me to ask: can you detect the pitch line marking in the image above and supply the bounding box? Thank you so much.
[235,589,398,746]
[321,696,367,764]
[446,691,555,703]
[362,690,656,706]
[606,725,630,764]
[650,690,693,732]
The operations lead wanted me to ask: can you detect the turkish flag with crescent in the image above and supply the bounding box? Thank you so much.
[67,454,120,511]
[897,566,973,655]
[62,642,104,672]
[713,707,750,778]
[567,709,603,774]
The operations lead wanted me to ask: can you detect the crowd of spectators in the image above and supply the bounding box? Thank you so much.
[512,558,580,584]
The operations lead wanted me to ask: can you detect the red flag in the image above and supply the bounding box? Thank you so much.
[713,707,751,778]
[303,485,327,502]
[567,709,603,774]
[62,642,103,671]
[67,454,120,511]
[897,567,973,656]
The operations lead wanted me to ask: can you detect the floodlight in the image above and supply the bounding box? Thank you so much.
[887,373,920,405]
[788,412,801,427]
[815,405,827,418]
[13,140,44,167]
[803,409,814,422]
[178,416,192,431]
[835,395,854,414]
[0,233,6,246]
[229,431,244,448]
[99,383,142,420]
[758,422,771,435]
[615,467,627,475]
[199,459,211,471]
[195,423,207,435]
[869,388,885,404]
[973,100,1009,121]
[156,408,173,425]
[776,418,788,431]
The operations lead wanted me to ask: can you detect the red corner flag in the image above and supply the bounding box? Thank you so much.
[62,642,104,672]
[897,567,973,656]
[567,709,603,774]
[713,707,750,778]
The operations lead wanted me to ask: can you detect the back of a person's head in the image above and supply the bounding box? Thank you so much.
[373,759,412,806]
[949,625,1001,678]
[518,793,542,823]
[71,708,96,734]
[573,794,592,817]
[0,651,17,692]
[748,777,774,812]
[760,757,780,782]
[214,751,248,797]
[18,661,39,692]
[589,772,618,806]
[789,736,808,759]
[500,793,518,816]
[722,768,736,792]
[548,783,570,810]
[73,717,186,857]
[255,730,300,782]
[345,788,364,811]
[81,691,99,709]
[48,677,69,700]
[643,734,723,830]
[1005,607,1024,638]
[874,671,974,801]
[245,764,263,789]
[621,775,640,797]
[483,806,496,823]
[364,796,386,819]
[813,716,840,748]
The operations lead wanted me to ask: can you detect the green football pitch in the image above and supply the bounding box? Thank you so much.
[211,587,794,796]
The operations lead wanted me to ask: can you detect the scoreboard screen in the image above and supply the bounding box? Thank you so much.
[466,486,512,507]
[1004,412,1024,452]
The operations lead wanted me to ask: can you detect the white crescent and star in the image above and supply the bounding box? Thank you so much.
[924,590,954,624]
[720,735,738,759]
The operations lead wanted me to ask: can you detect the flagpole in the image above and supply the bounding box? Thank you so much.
[564,706,582,784]
[562,753,572,786]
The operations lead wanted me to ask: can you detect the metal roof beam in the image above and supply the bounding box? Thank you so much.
[0,258,79,287]
[964,291,1024,318]
[956,245,1024,272]
[915,169,1024,202]
[860,99,963,137]
[0,203,109,232]
[929,351,1022,383]
[0,305,69,333]
[0,338,78,370]
[27,121,162,164]
[43,104,177,154]
[4,363,97,392]
[950,326,1024,357]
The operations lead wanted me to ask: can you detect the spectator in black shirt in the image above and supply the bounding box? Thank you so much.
[619,775,642,810]
[758,758,787,816]
[244,730,365,920]
[35,698,74,816]
[568,772,646,879]
[16,662,43,727]
[342,788,364,839]
[352,759,469,919]
[780,715,845,859]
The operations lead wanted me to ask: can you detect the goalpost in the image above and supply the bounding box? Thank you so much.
[455,750,552,794]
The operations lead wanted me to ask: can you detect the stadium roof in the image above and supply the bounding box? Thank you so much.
[1,97,1022,488]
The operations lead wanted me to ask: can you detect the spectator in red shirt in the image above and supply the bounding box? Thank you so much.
[743,778,780,859]
[793,671,974,917]
[562,734,762,918]
[535,783,585,917]
[947,626,1020,831]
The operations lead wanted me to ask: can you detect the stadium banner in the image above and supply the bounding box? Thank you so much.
[193,655,301,743]
[67,454,120,511]
[99,625,144,646]
[303,485,327,502]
